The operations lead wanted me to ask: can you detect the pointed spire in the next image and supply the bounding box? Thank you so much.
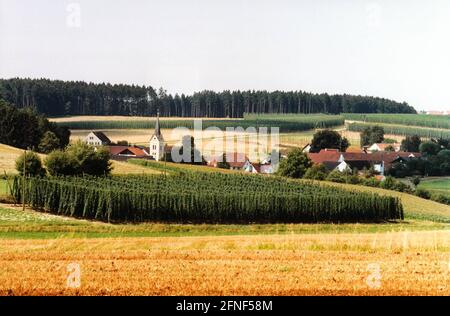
[154,110,161,137]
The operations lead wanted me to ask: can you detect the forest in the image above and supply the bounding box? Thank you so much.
[0,78,416,118]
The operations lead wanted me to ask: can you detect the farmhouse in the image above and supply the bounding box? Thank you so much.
[84,131,112,146]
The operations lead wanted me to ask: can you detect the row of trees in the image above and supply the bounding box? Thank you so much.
[0,78,416,118]
[0,99,70,153]
[389,138,450,177]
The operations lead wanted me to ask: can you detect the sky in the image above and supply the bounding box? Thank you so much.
[0,0,449,112]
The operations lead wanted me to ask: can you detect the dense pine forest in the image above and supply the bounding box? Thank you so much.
[0,78,416,117]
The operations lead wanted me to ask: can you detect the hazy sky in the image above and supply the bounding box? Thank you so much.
[0,0,449,111]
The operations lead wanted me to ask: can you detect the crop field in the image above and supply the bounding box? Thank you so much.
[343,113,450,129]
[53,114,345,133]
[0,231,448,295]
[348,122,450,140]
[11,173,403,223]
[419,178,450,198]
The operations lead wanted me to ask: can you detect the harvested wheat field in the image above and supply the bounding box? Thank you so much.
[0,231,448,296]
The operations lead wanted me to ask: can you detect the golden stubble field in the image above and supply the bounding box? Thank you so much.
[0,231,448,296]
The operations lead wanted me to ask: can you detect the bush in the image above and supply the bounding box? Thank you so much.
[345,174,360,184]
[392,180,411,193]
[15,151,45,177]
[38,131,60,154]
[45,141,112,176]
[45,150,78,176]
[362,177,380,187]
[303,164,329,180]
[430,193,450,205]
[277,148,312,178]
[380,176,396,190]
[415,188,431,199]
[326,170,346,183]
[412,176,421,186]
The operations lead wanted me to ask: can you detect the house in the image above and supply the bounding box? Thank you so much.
[308,149,340,165]
[108,145,150,161]
[226,152,250,170]
[368,143,400,152]
[85,131,112,146]
[208,152,276,174]
[149,112,165,161]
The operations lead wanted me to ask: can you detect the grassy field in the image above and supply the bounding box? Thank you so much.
[0,231,448,295]
[1,203,449,239]
[419,178,450,198]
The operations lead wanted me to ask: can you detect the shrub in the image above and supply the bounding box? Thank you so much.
[45,150,78,176]
[362,177,380,187]
[15,151,45,177]
[303,164,329,180]
[345,174,360,184]
[380,176,396,190]
[412,176,421,186]
[415,188,431,199]
[430,193,450,205]
[38,131,61,154]
[45,141,112,176]
[326,170,346,183]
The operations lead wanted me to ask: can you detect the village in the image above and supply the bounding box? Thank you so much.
[84,115,422,179]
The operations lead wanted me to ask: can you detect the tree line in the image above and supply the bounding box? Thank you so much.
[0,78,416,118]
[0,99,70,152]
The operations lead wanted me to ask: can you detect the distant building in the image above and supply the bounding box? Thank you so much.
[149,112,165,161]
[108,145,150,161]
[85,131,112,146]
[207,152,275,174]
[307,149,421,175]
[368,143,400,152]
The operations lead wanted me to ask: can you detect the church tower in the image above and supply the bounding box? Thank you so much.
[149,111,165,161]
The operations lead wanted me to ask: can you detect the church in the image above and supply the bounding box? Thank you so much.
[149,112,165,161]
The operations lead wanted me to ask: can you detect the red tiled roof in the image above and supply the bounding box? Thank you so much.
[108,146,149,157]
[308,150,340,164]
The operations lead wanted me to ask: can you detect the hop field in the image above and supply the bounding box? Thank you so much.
[12,173,403,223]
[54,114,345,132]
[348,122,450,140]
[343,113,450,129]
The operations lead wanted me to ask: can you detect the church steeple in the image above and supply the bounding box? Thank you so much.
[154,110,161,137]
[149,110,165,161]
